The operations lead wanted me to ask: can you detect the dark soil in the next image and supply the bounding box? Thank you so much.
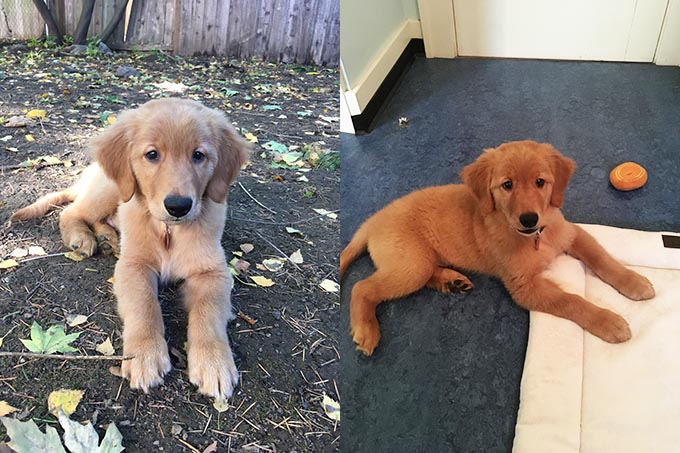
[0,41,339,452]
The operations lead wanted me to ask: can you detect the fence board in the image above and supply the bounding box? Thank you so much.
[0,0,45,40]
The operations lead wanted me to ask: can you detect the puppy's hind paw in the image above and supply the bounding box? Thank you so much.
[351,320,381,356]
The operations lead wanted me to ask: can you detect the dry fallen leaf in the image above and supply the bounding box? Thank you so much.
[240,243,254,254]
[47,389,83,416]
[96,338,115,356]
[213,399,230,413]
[319,279,339,293]
[9,248,28,258]
[243,132,258,143]
[25,134,35,142]
[0,259,19,270]
[322,394,340,421]
[66,314,88,327]
[4,116,28,128]
[313,208,338,220]
[289,249,304,264]
[262,258,285,272]
[26,109,46,120]
[250,275,275,287]
[203,440,219,453]
[0,401,18,417]
[285,226,304,237]
[28,246,46,256]
[64,251,84,262]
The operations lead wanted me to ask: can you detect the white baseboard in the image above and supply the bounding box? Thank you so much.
[343,19,422,116]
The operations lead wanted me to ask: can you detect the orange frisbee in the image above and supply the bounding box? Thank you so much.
[609,162,648,191]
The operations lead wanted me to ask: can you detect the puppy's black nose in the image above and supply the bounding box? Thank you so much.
[164,196,193,218]
[519,212,539,228]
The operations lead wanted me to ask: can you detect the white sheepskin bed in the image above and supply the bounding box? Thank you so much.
[513,224,680,453]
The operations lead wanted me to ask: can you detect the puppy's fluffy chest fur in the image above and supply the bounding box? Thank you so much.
[117,197,228,282]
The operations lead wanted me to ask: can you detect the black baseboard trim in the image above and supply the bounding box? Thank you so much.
[350,39,425,135]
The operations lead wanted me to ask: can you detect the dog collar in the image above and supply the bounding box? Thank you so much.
[517,226,545,250]
[162,223,171,249]
[532,226,545,250]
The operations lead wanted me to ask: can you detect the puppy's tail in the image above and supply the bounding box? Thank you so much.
[10,189,75,222]
[340,223,369,281]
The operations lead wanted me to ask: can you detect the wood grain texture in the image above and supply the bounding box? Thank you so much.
[2,0,337,65]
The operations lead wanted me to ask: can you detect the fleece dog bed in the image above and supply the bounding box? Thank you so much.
[513,224,680,453]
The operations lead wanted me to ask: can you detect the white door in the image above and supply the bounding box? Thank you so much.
[452,0,668,62]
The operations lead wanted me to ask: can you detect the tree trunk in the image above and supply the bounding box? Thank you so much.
[31,0,63,45]
[100,0,132,45]
[73,0,97,45]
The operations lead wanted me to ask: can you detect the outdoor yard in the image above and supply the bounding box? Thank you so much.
[0,41,339,452]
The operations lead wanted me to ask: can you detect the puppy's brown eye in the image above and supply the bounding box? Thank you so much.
[502,180,513,191]
[536,178,545,188]
[192,150,206,162]
[145,149,159,161]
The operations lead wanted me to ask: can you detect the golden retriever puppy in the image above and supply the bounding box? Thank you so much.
[12,98,250,399]
[340,141,655,356]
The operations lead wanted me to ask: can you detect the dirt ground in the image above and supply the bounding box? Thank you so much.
[0,41,339,452]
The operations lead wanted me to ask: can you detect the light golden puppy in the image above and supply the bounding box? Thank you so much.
[12,98,250,399]
[341,141,655,356]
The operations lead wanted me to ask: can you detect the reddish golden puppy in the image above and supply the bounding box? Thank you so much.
[341,141,655,356]
[12,98,250,399]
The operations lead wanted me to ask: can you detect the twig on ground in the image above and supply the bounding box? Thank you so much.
[237,182,277,214]
[0,351,131,361]
[175,438,201,453]
[20,252,66,263]
[228,210,339,226]
[254,230,303,272]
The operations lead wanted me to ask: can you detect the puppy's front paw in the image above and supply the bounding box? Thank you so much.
[64,230,98,257]
[96,233,119,256]
[122,335,171,392]
[188,340,239,399]
[618,271,655,301]
[589,310,632,344]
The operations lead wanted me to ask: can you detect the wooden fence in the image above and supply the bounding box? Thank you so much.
[0,0,339,66]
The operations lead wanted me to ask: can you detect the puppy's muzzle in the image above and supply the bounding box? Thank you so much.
[518,212,540,234]
[164,195,193,218]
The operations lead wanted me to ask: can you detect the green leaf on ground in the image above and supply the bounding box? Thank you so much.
[0,417,66,453]
[262,140,288,154]
[20,322,80,354]
[98,422,124,453]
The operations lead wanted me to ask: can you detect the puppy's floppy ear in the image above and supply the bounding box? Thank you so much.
[91,109,138,202]
[547,147,576,208]
[205,109,251,203]
[461,150,495,214]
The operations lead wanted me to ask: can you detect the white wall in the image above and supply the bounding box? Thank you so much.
[340,0,410,89]
[401,0,420,20]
